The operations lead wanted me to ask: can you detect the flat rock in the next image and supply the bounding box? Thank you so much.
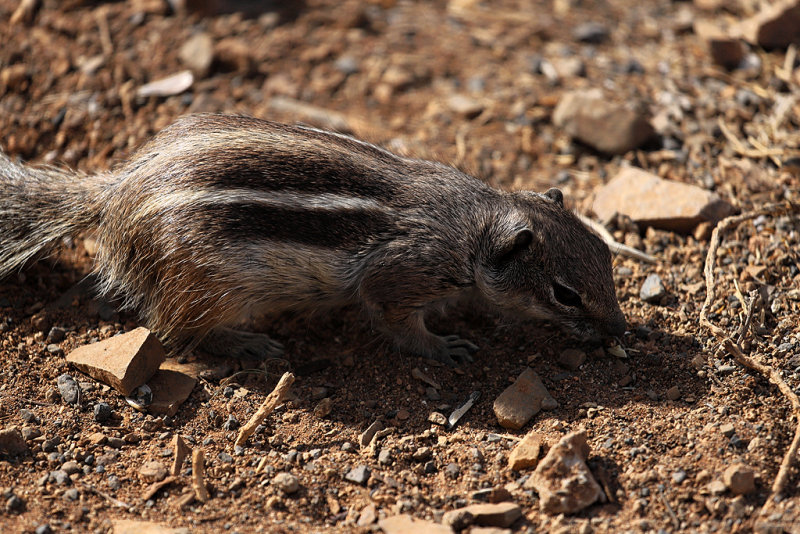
[526,430,605,514]
[739,0,800,50]
[378,514,452,534]
[592,167,735,232]
[0,426,29,455]
[639,273,666,303]
[723,464,756,495]
[112,520,190,534]
[67,327,166,396]
[508,431,544,471]
[147,360,198,417]
[462,503,522,528]
[493,368,558,430]
[553,89,654,155]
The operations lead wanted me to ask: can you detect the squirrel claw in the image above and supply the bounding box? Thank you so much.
[435,335,478,366]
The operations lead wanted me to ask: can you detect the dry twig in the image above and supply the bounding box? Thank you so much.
[234,372,296,448]
[699,200,800,505]
[80,482,132,510]
[192,449,210,503]
[578,214,657,264]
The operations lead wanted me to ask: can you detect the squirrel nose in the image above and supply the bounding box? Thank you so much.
[606,314,627,337]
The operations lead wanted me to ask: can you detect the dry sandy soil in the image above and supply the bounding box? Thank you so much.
[1,0,800,532]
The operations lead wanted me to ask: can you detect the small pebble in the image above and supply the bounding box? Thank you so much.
[47,327,66,343]
[62,461,81,475]
[6,495,23,512]
[108,476,121,490]
[273,472,300,494]
[62,488,79,501]
[640,274,666,303]
[378,448,392,465]
[57,374,80,405]
[445,463,460,479]
[49,470,70,485]
[222,415,240,431]
[344,465,371,485]
[93,403,112,423]
[19,409,38,424]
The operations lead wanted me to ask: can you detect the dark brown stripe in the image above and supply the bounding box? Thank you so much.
[202,202,397,250]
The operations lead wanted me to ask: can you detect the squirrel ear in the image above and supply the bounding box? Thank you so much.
[544,188,564,207]
[496,227,534,264]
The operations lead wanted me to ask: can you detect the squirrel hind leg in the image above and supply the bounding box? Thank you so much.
[196,327,284,362]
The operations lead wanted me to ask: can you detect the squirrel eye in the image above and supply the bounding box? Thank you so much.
[553,282,582,308]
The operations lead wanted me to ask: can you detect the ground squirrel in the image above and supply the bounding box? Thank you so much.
[0,114,626,365]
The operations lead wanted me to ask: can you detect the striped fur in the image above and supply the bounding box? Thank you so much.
[0,114,625,364]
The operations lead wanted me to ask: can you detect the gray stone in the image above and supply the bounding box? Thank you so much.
[93,403,112,423]
[640,274,666,303]
[57,374,80,404]
[345,464,371,485]
[378,448,392,465]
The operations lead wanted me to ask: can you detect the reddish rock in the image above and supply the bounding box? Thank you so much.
[378,514,452,534]
[723,464,756,495]
[553,89,655,155]
[526,430,605,514]
[592,167,735,233]
[0,426,28,455]
[493,368,558,430]
[462,503,523,528]
[66,327,166,396]
[139,460,168,482]
[147,360,198,417]
[508,431,544,471]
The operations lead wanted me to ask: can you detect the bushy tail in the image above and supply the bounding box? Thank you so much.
[0,152,110,277]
